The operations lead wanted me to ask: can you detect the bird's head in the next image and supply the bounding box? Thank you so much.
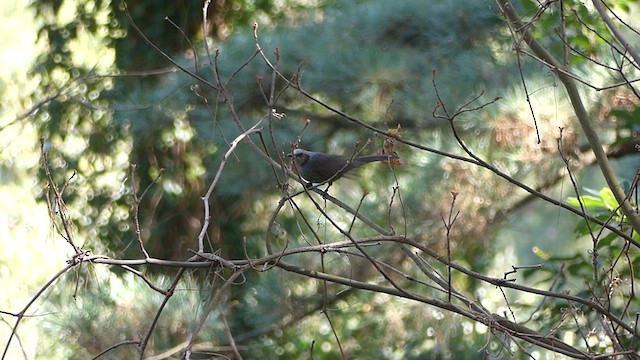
[292,148,311,167]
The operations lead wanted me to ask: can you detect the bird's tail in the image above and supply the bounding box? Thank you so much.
[357,154,399,164]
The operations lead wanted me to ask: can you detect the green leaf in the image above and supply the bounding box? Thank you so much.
[571,34,591,49]
[599,187,618,211]
[566,195,605,209]
[596,232,618,250]
[610,106,640,131]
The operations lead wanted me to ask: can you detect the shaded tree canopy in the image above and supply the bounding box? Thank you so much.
[1,0,639,358]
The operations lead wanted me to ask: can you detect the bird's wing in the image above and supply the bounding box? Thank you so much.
[312,154,350,182]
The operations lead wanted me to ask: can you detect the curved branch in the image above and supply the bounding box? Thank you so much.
[496,0,640,234]
[88,234,639,343]
[2,262,75,359]
[252,27,639,247]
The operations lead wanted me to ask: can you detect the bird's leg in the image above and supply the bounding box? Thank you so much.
[319,183,333,199]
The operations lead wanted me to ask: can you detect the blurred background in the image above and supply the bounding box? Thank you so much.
[1,0,639,358]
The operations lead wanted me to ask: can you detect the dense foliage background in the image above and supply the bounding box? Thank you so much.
[1,0,639,358]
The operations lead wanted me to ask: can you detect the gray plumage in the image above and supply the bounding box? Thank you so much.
[292,148,398,184]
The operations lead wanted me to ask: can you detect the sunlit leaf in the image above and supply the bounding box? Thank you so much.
[566,195,605,209]
[599,187,618,212]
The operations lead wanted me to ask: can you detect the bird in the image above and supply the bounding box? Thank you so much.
[291,148,399,185]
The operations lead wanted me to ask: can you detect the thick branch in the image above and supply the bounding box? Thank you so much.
[496,0,640,234]
[591,0,640,69]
